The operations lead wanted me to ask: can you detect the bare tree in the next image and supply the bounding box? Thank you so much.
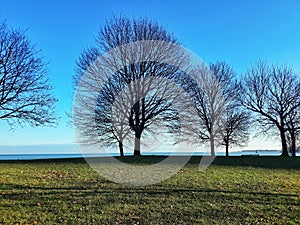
[0,22,57,128]
[180,62,229,156]
[210,62,250,156]
[238,61,300,156]
[73,16,189,156]
[222,107,251,156]
[73,74,131,156]
[180,62,250,156]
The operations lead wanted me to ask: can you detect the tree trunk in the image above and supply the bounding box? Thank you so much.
[225,142,229,157]
[291,132,296,157]
[118,140,124,157]
[280,129,289,156]
[134,132,141,156]
[210,134,215,156]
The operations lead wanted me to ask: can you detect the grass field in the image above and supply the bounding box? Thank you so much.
[0,156,299,224]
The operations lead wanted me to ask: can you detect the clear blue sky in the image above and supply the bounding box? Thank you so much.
[0,0,299,151]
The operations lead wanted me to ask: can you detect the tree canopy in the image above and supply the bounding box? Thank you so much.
[0,22,57,128]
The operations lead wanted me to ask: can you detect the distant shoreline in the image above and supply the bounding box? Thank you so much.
[0,150,298,160]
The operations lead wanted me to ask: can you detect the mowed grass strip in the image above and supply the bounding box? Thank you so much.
[0,156,299,224]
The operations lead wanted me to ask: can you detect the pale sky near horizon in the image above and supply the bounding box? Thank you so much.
[0,0,299,152]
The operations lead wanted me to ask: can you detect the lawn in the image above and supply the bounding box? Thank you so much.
[0,156,299,224]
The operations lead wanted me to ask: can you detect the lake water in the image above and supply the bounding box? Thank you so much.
[0,144,298,160]
[0,150,293,160]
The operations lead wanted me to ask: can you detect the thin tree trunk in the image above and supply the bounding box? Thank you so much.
[133,99,142,156]
[210,134,215,156]
[118,140,124,157]
[291,132,296,157]
[280,129,289,156]
[134,132,141,156]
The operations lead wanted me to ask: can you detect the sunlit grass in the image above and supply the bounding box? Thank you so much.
[0,157,299,224]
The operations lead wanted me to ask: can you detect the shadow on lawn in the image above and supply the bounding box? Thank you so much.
[1,156,299,169]
[1,182,299,202]
[208,156,300,169]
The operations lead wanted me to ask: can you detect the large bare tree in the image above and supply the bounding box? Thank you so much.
[73,16,189,156]
[238,61,300,156]
[0,22,57,128]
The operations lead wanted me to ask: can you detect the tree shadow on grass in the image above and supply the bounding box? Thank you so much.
[189,156,300,169]
[1,182,299,207]
[0,156,299,169]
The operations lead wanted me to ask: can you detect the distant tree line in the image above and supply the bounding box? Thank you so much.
[1,17,299,157]
[74,15,300,157]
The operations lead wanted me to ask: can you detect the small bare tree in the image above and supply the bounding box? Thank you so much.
[238,61,300,156]
[73,74,131,156]
[210,62,250,156]
[180,62,250,156]
[180,63,227,156]
[222,107,251,156]
[0,22,57,128]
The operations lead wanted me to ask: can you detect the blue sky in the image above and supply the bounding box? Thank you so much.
[0,0,299,151]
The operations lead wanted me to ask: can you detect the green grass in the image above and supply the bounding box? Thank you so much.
[0,156,299,224]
